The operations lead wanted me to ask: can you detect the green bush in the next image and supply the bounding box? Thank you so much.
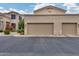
[11,30,16,32]
[17,29,24,35]
[4,30,10,35]
[17,29,21,33]
[0,30,3,32]
[17,29,24,33]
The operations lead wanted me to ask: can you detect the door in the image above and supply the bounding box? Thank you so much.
[62,23,77,35]
[27,23,54,35]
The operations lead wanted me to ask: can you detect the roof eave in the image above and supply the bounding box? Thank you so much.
[34,5,66,12]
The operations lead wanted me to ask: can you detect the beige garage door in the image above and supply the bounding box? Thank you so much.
[27,23,54,35]
[62,23,77,35]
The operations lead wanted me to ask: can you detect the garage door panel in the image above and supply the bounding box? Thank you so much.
[62,23,77,35]
[27,23,53,35]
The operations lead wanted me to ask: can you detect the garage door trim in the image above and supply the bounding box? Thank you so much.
[62,23,77,35]
[27,23,54,35]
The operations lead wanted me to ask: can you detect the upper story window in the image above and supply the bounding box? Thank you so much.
[11,14,16,19]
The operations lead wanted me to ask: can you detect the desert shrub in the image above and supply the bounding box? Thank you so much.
[11,29,16,32]
[17,29,24,33]
[0,30,3,32]
[17,29,24,35]
[4,29,10,35]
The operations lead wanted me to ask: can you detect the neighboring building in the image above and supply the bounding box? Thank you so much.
[6,11,21,31]
[1,5,79,36]
[0,11,23,31]
[0,14,10,30]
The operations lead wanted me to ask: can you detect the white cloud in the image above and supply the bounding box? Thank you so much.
[0,7,10,13]
[0,7,33,14]
[0,7,4,9]
[9,8,18,11]
[64,3,77,10]
[0,9,10,13]
[34,3,56,11]
[64,3,77,7]
[65,6,79,14]
[64,3,79,14]
[9,8,33,14]
[65,10,73,14]
[73,6,79,10]
[18,10,27,14]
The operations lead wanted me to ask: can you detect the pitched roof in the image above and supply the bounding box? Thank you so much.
[7,11,20,14]
[0,15,10,19]
[34,5,66,12]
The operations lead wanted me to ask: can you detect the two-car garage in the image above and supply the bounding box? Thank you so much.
[26,23,77,35]
[25,15,79,35]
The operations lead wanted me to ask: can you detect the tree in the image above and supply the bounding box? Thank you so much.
[18,19,24,30]
[18,16,24,34]
[18,16,24,29]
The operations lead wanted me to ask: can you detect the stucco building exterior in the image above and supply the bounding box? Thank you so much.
[0,11,23,31]
[24,5,79,36]
[34,6,66,15]
[0,5,79,36]
[24,15,79,35]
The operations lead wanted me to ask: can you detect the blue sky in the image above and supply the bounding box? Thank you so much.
[0,3,78,10]
[0,3,78,9]
[0,3,79,14]
[0,3,35,11]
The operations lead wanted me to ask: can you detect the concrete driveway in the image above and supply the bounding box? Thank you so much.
[0,36,79,56]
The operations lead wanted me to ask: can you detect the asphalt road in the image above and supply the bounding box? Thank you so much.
[0,36,79,56]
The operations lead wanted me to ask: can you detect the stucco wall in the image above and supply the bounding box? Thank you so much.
[0,16,11,30]
[5,13,20,30]
[34,8,65,15]
[24,15,79,35]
